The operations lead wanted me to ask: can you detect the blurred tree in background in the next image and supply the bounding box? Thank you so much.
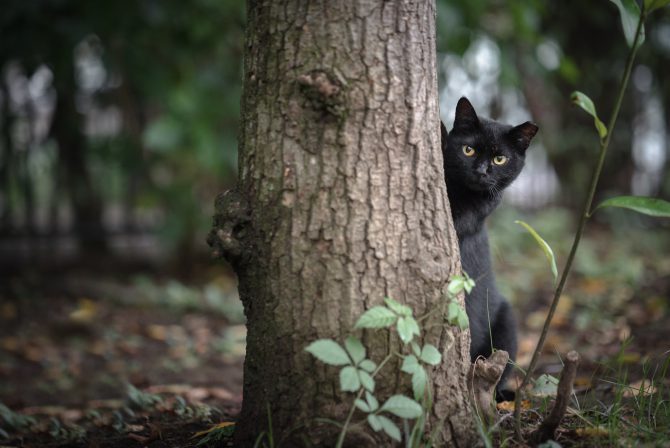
[0,0,244,261]
[0,0,667,266]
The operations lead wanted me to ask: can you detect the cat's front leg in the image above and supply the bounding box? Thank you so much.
[490,299,518,401]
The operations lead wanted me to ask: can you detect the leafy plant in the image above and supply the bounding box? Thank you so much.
[48,418,86,444]
[0,403,35,432]
[125,384,163,410]
[513,0,670,436]
[305,274,474,446]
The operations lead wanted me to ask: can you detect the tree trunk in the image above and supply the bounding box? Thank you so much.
[0,81,14,233]
[209,0,477,446]
[51,55,107,252]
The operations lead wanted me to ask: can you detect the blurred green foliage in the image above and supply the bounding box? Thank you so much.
[0,0,668,260]
[490,205,670,330]
[1,0,244,254]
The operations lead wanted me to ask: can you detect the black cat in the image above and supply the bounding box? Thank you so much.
[441,97,538,399]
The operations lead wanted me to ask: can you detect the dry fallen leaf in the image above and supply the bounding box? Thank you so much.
[574,376,592,390]
[1,337,19,352]
[0,303,17,320]
[580,278,607,295]
[147,324,168,341]
[69,298,98,323]
[622,379,657,398]
[496,400,531,411]
[145,384,237,402]
[617,352,641,364]
[192,421,235,439]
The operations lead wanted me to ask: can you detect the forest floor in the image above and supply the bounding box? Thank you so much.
[1,208,669,447]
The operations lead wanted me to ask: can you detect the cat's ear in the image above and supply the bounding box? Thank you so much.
[508,121,539,151]
[453,97,479,131]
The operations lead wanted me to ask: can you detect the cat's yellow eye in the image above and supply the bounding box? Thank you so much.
[462,145,475,157]
[493,155,508,165]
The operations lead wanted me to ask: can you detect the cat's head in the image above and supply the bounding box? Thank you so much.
[441,97,538,193]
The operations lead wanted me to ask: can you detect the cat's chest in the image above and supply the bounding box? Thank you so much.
[457,226,492,281]
[450,195,499,239]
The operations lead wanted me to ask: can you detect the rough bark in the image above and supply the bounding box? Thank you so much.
[209,0,477,446]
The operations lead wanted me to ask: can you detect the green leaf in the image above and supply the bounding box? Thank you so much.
[463,273,475,294]
[515,220,558,284]
[420,344,441,366]
[380,395,423,419]
[396,316,420,344]
[593,195,670,218]
[384,297,412,317]
[378,415,401,442]
[645,0,670,13]
[367,414,382,432]
[531,374,559,397]
[344,336,366,364]
[408,317,421,339]
[355,306,397,329]
[365,391,379,412]
[447,302,470,330]
[401,355,420,374]
[354,399,371,413]
[305,339,351,366]
[339,366,360,392]
[609,0,645,47]
[447,276,465,295]
[570,91,608,139]
[359,359,377,373]
[537,441,562,448]
[359,370,375,392]
[412,367,427,401]
[410,342,421,357]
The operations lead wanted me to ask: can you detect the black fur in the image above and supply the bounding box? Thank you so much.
[441,97,538,399]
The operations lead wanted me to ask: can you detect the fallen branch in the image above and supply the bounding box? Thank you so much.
[531,350,580,443]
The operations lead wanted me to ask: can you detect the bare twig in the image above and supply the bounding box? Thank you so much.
[531,351,580,443]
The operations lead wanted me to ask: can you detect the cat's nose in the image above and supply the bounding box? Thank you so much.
[475,165,488,176]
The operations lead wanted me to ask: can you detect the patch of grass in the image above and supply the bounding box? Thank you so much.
[496,352,670,447]
[48,418,86,444]
[568,355,670,447]
[132,277,245,322]
[0,403,36,439]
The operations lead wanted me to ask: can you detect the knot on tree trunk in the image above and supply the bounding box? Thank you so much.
[469,350,509,423]
[206,189,251,264]
[297,70,345,117]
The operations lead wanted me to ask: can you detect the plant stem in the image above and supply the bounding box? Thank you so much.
[513,9,646,436]
[335,353,394,448]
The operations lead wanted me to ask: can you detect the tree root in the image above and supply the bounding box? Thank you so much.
[469,350,509,423]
